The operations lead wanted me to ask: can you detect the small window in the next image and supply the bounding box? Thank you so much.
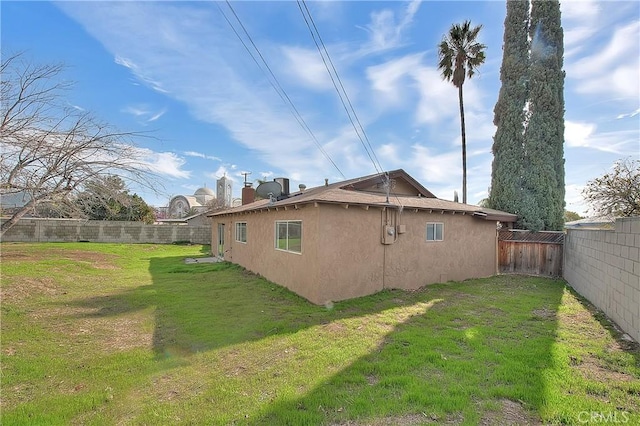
[426,223,443,241]
[235,222,247,243]
[275,220,302,253]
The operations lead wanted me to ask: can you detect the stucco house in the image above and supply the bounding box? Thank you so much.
[209,169,517,305]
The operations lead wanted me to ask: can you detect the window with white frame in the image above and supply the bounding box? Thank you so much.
[426,222,443,241]
[275,220,302,253]
[235,222,247,243]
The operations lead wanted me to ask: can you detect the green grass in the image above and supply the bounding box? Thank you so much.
[1,242,638,425]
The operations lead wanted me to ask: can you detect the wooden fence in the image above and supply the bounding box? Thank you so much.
[498,230,564,277]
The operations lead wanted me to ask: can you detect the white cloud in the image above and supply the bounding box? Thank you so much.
[121,104,167,123]
[121,105,149,117]
[564,183,589,216]
[114,55,169,94]
[565,120,597,148]
[59,2,329,174]
[413,66,486,126]
[560,0,601,56]
[207,165,235,182]
[565,120,638,154]
[566,20,640,100]
[410,144,461,184]
[358,0,422,54]
[148,109,166,122]
[138,150,191,179]
[183,151,222,162]
[281,46,333,91]
[366,53,423,106]
[617,108,640,119]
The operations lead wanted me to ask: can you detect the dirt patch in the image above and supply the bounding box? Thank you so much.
[480,399,541,425]
[0,251,30,260]
[576,356,636,383]
[1,248,119,270]
[331,412,462,426]
[61,250,120,270]
[608,337,639,353]
[532,308,556,320]
[1,277,59,303]
[152,373,205,403]
[323,322,348,335]
[31,305,153,353]
[365,374,379,386]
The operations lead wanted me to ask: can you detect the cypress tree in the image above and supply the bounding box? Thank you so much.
[489,0,565,231]
[525,0,565,230]
[489,0,530,222]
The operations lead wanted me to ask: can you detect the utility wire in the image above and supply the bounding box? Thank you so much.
[298,1,400,206]
[217,1,346,179]
[297,0,384,176]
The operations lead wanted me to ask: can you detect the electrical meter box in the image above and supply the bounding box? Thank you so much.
[382,225,395,245]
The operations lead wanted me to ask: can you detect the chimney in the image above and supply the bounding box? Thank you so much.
[242,185,255,205]
[324,178,329,187]
[299,184,306,192]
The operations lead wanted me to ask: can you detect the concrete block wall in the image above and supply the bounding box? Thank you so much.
[564,217,640,342]
[1,218,211,245]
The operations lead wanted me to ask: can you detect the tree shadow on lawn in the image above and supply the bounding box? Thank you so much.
[563,285,640,381]
[62,255,570,424]
[572,287,640,362]
[249,276,567,425]
[63,254,425,360]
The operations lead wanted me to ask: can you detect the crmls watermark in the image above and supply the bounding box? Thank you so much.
[577,411,630,424]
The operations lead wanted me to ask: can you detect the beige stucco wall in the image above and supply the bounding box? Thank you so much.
[213,206,321,303]
[212,204,499,305]
[384,210,497,287]
[315,205,498,303]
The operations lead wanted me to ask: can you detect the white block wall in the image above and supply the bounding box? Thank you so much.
[1,218,211,245]
[564,217,640,342]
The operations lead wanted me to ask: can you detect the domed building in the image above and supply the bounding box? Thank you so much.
[194,186,216,203]
[167,177,233,218]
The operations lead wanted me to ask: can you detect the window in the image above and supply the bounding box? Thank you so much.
[426,223,443,241]
[235,222,247,243]
[275,220,302,253]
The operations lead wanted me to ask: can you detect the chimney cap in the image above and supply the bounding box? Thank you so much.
[324,178,329,187]
[299,184,307,191]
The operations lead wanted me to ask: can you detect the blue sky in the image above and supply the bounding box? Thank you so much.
[3,1,639,214]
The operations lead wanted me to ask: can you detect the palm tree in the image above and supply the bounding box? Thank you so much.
[438,21,486,204]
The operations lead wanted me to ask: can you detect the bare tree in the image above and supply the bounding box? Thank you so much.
[582,158,639,217]
[1,53,161,236]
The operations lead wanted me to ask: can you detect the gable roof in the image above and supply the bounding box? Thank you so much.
[209,169,517,222]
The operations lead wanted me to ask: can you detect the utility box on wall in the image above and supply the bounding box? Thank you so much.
[382,225,395,245]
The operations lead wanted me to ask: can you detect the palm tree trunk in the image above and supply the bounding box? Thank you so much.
[458,84,467,204]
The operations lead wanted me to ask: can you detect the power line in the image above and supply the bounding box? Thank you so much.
[216,1,346,179]
[297,0,384,176]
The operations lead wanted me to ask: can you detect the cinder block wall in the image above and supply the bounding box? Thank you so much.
[564,217,640,343]
[1,218,211,245]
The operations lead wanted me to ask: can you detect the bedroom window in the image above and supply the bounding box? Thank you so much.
[235,222,247,243]
[275,220,302,253]
[426,222,444,241]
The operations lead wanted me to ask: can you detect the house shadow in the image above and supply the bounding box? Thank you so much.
[248,277,567,425]
[62,253,423,361]
[63,254,569,423]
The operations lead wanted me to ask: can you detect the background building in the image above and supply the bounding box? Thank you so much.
[167,186,216,218]
[166,177,233,219]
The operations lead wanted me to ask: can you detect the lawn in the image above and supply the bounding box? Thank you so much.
[1,243,638,425]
